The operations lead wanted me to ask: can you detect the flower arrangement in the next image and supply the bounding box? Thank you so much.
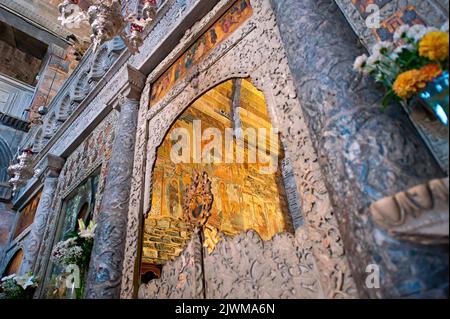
[0,273,39,299]
[51,219,97,269]
[354,22,449,122]
[50,237,84,267]
[49,219,96,299]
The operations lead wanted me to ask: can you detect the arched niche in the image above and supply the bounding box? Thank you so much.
[122,0,352,298]
[140,77,296,277]
[3,249,24,276]
[0,137,12,183]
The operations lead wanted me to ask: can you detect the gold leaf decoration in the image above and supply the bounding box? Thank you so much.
[203,224,221,254]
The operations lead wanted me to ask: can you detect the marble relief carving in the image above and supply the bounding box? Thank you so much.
[272,0,446,298]
[203,230,322,299]
[138,231,205,299]
[122,0,357,299]
[29,39,125,155]
[33,111,118,285]
[370,178,449,245]
[141,229,323,299]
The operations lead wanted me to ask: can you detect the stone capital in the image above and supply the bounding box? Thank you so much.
[39,154,65,178]
[122,64,146,101]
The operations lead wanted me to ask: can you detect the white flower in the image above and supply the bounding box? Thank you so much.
[394,25,410,42]
[51,237,83,266]
[390,44,415,60]
[353,54,368,73]
[407,24,428,41]
[14,274,38,290]
[426,26,439,34]
[367,52,382,66]
[441,21,449,32]
[78,219,97,239]
[64,237,78,246]
[372,41,394,56]
[1,274,17,282]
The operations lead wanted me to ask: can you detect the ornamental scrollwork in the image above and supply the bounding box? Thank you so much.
[182,171,214,229]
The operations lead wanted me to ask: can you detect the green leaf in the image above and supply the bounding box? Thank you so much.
[381,90,399,110]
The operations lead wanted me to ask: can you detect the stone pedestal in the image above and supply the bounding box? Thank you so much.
[20,154,65,274]
[270,0,447,298]
[85,65,145,299]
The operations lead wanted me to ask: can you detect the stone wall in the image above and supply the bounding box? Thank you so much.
[0,209,15,264]
[28,46,75,125]
[0,40,42,86]
[142,217,191,265]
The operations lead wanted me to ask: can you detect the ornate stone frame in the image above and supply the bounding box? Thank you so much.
[121,0,358,299]
[35,165,103,297]
[0,185,44,274]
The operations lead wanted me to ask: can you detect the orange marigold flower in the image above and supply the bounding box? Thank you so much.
[393,64,442,99]
[393,70,422,99]
[419,31,449,61]
[418,64,443,82]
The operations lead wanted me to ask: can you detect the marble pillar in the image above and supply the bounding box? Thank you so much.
[85,65,145,299]
[20,154,65,274]
[270,0,448,298]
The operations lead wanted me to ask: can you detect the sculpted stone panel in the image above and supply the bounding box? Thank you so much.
[272,0,447,298]
[203,230,322,299]
[28,39,125,157]
[122,0,357,299]
[371,178,449,245]
[138,231,204,299]
[33,111,118,288]
[141,229,322,299]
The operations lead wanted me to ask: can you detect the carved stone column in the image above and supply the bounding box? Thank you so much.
[85,65,145,299]
[270,0,447,298]
[20,154,65,274]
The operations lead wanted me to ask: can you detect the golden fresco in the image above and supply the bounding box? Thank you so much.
[4,249,24,276]
[149,0,253,105]
[14,191,42,239]
[143,79,293,266]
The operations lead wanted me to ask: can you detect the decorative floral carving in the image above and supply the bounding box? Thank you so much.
[8,149,35,193]
[203,225,220,255]
[123,0,357,299]
[140,230,323,299]
[182,171,214,229]
[138,231,205,299]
